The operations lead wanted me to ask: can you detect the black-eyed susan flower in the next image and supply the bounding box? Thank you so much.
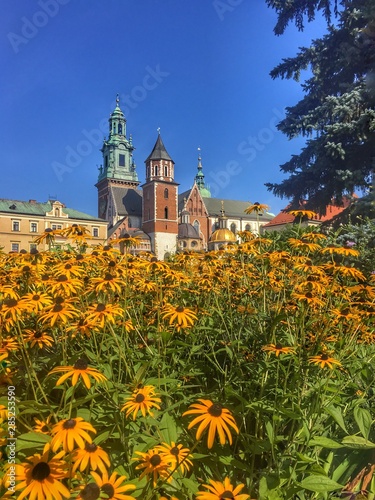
[49,274,83,296]
[196,477,250,500]
[50,417,96,452]
[288,238,322,253]
[161,304,197,331]
[90,470,136,500]
[72,442,110,474]
[156,441,193,474]
[34,416,53,434]
[14,449,69,500]
[308,353,342,369]
[85,302,124,328]
[183,399,239,449]
[134,449,170,486]
[288,209,317,219]
[23,329,54,349]
[262,344,296,357]
[91,273,123,294]
[321,245,360,257]
[77,482,100,500]
[20,292,53,312]
[49,358,107,389]
[40,297,80,326]
[245,202,269,214]
[121,385,161,420]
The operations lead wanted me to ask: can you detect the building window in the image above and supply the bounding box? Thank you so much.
[164,207,168,219]
[11,243,19,252]
[230,223,237,234]
[51,224,62,230]
[93,227,99,238]
[55,208,60,217]
[193,220,200,234]
[245,223,251,231]
[12,221,20,231]
[118,124,123,135]
[119,154,125,167]
[164,165,168,177]
[105,156,108,168]
[164,188,169,199]
[30,222,38,233]
[191,240,197,248]
[30,243,37,251]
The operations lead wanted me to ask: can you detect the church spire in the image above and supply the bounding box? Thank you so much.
[194,148,211,197]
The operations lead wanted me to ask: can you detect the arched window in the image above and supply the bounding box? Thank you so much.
[230,223,236,234]
[164,165,168,177]
[118,123,122,135]
[164,207,168,219]
[245,223,251,231]
[164,188,169,199]
[55,208,60,217]
[193,220,200,234]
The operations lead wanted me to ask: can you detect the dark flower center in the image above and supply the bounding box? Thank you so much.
[275,344,283,350]
[150,454,162,467]
[45,228,53,233]
[104,273,114,281]
[23,266,31,273]
[31,461,51,480]
[85,442,98,452]
[321,353,329,360]
[208,403,223,417]
[92,251,99,256]
[41,425,49,432]
[101,483,115,498]
[4,298,18,308]
[76,254,84,260]
[34,331,43,339]
[65,264,72,269]
[63,418,77,429]
[74,358,88,370]
[41,274,50,281]
[96,304,106,312]
[32,294,40,301]
[170,446,180,456]
[103,245,111,251]
[135,393,145,403]
[108,260,116,267]
[220,491,235,499]
[341,308,349,316]
[151,257,158,262]
[52,304,64,312]
[80,483,100,500]
[57,275,68,282]
[176,306,184,313]
[305,292,313,299]
[54,296,65,304]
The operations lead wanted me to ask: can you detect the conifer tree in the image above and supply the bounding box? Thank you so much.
[265,0,375,214]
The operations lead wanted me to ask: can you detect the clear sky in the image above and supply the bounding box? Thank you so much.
[2,0,328,217]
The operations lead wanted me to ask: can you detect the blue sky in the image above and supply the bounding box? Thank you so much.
[2,0,328,217]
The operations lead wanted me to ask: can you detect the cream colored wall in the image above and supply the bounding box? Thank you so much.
[0,213,107,253]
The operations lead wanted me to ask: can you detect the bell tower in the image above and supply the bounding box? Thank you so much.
[142,132,179,259]
[96,95,139,220]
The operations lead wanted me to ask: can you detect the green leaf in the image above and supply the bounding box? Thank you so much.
[308,437,343,449]
[341,435,375,449]
[16,432,50,451]
[299,475,343,492]
[325,406,347,433]
[354,407,372,440]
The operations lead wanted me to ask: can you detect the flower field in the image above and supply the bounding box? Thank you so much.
[1,222,375,499]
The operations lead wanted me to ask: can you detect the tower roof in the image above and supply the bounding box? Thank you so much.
[146,134,174,163]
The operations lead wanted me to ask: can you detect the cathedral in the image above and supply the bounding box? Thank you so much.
[96,97,274,259]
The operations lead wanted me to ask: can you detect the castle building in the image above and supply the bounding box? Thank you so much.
[97,97,274,259]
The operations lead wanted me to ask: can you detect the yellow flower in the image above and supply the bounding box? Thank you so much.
[14,449,69,500]
[39,297,80,326]
[121,385,161,420]
[23,329,54,349]
[91,470,136,500]
[161,304,197,330]
[245,202,269,214]
[183,399,239,449]
[51,417,96,452]
[262,344,296,357]
[308,353,342,369]
[134,448,170,486]
[72,442,110,474]
[49,358,107,389]
[34,416,53,434]
[288,209,317,219]
[156,441,193,475]
[196,477,250,500]
[85,302,124,328]
[91,273,124,294]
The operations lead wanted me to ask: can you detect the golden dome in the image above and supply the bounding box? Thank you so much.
[209,228,236,243]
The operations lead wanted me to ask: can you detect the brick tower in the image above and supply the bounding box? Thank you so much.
[142,133,179,259]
